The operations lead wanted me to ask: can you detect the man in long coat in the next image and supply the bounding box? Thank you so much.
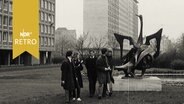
[61,50,75,103]
[85,50,97,97]
[96,48,111,99]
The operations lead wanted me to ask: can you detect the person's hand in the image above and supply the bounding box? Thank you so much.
[108,67,111,70]
[105,68,109,71]
[61,81,65,86]
[105,67,111,71]
[80,60,83,63]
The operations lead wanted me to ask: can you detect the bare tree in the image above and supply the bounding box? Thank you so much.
[176,34,184,60]
[107,34,119,50]
[54,34,76,56]
[76,32,91,57]
[92,35,107,54]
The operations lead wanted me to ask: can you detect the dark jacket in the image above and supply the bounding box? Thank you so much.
[61,58,75,90]
[107,56,114,83]
[85,57,97,78]
[96,55,110,84]
[73,60,83,88]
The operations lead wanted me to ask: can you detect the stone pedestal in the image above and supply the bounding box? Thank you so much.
[113,75,162,91]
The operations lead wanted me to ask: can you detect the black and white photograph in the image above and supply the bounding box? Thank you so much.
[0,0,184,104]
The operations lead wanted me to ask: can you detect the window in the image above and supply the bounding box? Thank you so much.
[41,0,44,8]
[47,13,49,22]
[52,4,54,11]
[45,13,47,21]
[48,26,50,34]
[41,12,44,21]
[50,38,52,46]
[41,37,44,45]
[50,3,52,11]
[51,26,53,34]
[45,0,47,9]
[44,37,47,45]
[3,16,8,26]
[48,14,51,22]
[48,2,51,11]
[43,12,45,21]
[3,1,8,11]
[8,32,12,42]
[51,38,54,46]
[48,38,50,46]
[41,25,44,33]
[51,15,54,23]
[0,15,2,26]
[0,32,2,42]
[9,17,12,26]
[9,2,12,12]
[0,0,2,10]
[3,32,7,42]
[52,27,55,34]
[44,25,47,33]
[46,25,48,34]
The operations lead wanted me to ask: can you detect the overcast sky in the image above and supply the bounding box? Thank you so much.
[56,0,184,41]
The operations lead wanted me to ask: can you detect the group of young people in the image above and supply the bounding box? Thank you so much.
[61,48,114,103]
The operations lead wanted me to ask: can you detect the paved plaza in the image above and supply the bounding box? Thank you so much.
[0,67,184,104]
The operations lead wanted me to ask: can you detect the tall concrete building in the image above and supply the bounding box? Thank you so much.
[84,0,138,50]
[0,0,55,65]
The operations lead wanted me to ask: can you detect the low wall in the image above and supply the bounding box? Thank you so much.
[0,64,60,72]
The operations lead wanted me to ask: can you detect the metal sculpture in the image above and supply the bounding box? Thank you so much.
[114,15,163,77]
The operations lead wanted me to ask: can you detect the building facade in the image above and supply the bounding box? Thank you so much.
[160,35,173,53]
[84,0,138,50]
[54,27,77,56]
[0,0,55,65]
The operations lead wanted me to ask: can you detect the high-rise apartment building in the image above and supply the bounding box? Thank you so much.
[84,0,138,49]
[0,0,55,65]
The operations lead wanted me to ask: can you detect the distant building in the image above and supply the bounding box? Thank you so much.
[55,28,77,42]
[54,27,77,56]
[0,0,55,65]
[83,0,138,50]
[160,35,172,53]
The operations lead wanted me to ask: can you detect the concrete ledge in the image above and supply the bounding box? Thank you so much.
[113,75,162,91]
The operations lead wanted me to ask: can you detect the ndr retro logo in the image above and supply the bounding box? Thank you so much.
[14,29,37,45]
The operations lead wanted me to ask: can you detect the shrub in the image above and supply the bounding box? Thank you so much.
[52,56,65,64]
[171,59,184,70]
[153,49,176,68]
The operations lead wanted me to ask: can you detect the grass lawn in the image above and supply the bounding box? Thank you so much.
[0,67,184,104]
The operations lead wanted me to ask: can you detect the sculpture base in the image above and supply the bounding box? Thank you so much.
[113,75,162,91]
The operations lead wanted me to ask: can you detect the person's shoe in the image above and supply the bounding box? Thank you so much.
[129,72,135,77]
[72,98,76,101]
[109,92,112,97]
[77,98,82,101]
[65,101,71,104]
[89,95,93,98]
[123,75,130,78]
[98,96,102,99]
[102,94,106,97]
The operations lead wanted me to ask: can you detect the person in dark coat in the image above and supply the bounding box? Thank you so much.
[106,49,114,96]
[96,48,111,99]
[72,52,83,102]
[61,50,75,103]
[85,50,97,97]
[102,49,114,97]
